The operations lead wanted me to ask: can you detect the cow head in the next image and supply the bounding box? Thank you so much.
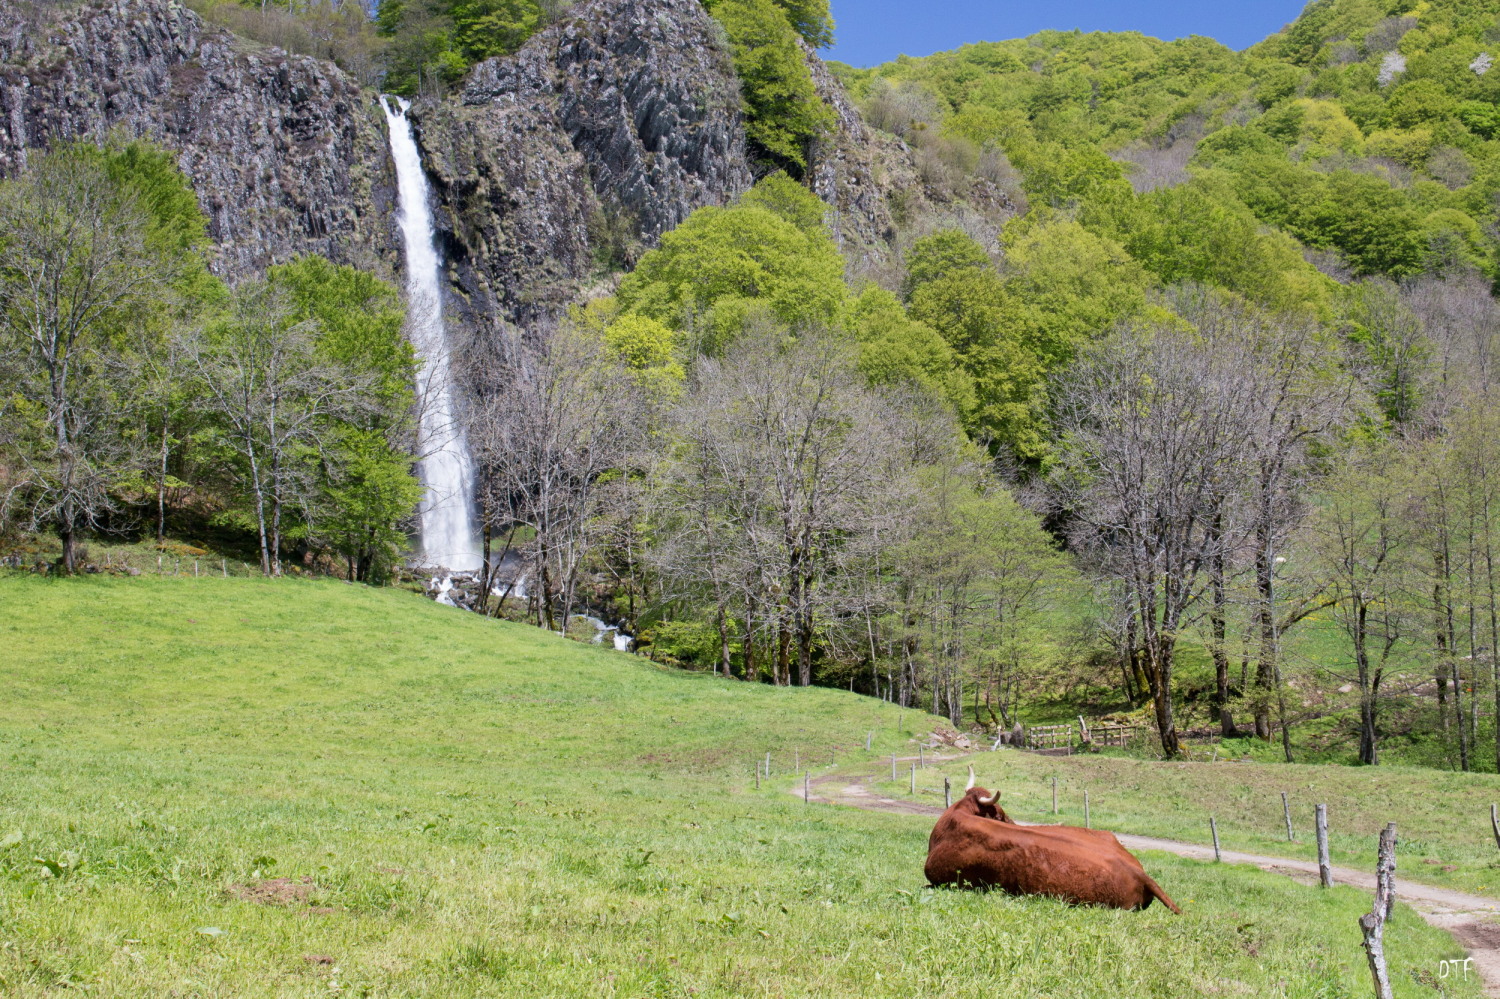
[959,765,1013,822]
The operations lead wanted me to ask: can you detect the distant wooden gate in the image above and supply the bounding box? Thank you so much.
[1025,724,1074,751]
[1020,717,1142,752]
[1090,723,1140,748]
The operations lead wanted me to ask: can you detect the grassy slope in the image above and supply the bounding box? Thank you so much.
[0,576,1480,998]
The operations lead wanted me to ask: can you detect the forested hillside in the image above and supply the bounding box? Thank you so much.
[4,0,1500,775]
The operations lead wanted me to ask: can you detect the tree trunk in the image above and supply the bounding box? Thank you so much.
[1434,571,1451,716]
[247,444,272,576]
[156,417,171,544]
[1146,635,1181,757]
[716,598,731,678]
[1122,608,1140,707]
[744,587,759,682]
[1210,534,1236,737]
[1254,531,1275,740]
[479,522,493,616]
[776,596,791,687]
[58,522,77,574]
[1356,604,1378,766]
[796,576,815,687]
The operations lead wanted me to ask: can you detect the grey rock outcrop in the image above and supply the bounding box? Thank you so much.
[416,0,752,330]
[0,0,396,280]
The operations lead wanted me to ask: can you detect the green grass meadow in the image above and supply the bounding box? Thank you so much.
[0,575,1483,997]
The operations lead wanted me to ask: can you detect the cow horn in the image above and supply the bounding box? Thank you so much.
[977,791,998,805]
[966,765,976,791]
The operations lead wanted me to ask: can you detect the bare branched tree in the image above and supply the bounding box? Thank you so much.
[1311,445,1419,765]
[655,329,930,686]
[468,323,642,632]
[1175,290,1359,750]
[1053,319,1266,756]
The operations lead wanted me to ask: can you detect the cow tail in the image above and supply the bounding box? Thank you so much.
[1144,875,1182,914]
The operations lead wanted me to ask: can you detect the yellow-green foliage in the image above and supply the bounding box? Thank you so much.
[1291,98,1366,155]
[614,185,847,352]
[837,0,1500,284]
[707,0,835,173]
[849,285,976,415]
[1366,126,1437,166]
[603,312,687,396]
[1000,213,1147,363]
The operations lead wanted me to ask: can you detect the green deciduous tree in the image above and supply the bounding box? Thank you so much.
[614,195,847,349]
[266,256,420,582]
[0,143,197,572]
[849,285,974,417]
[188,282,383,577]
[709,0,834,173]
[902,229,990,298]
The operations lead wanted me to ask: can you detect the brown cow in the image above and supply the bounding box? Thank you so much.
[924,768,1181,913]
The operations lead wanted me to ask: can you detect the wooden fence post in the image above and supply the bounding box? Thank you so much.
[765,752,771,778]
[221,559,227,578]
[755,760,760,790]
[1084,791,1091,829]
[1052,776,1058,814]
[919,745,925,769]
[1359,823,1397,999]
[1210,817,1221,862]
[1282,792,1295,841]
[910,764,915,795]
[1316,804,1332,888]
[804,773,810,804]
[1491,804,1500,851]
[944,776,952,809]
[866,731,872,751]
[794,748,799,771]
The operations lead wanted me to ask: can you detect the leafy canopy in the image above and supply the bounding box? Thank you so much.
[708,0,835,174]
[614,179,847,350]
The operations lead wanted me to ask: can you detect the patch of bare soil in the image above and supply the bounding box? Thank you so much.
[1454,924,1500,950]
[227,877,319,907]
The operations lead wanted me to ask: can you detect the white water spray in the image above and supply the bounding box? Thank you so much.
[382,96,482,572]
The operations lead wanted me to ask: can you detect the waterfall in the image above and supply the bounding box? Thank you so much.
[382,96,482,572]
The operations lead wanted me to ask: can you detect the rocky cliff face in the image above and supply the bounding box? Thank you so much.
[0,0,396,280]
[414,0,752,331]
[0,0,985,339]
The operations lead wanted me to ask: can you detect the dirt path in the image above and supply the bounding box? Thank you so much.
[797,758,1500,996]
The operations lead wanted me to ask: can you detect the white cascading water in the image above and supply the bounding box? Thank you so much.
[382,96,482,572]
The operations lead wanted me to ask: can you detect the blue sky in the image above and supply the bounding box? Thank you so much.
[824,0,1312,66]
